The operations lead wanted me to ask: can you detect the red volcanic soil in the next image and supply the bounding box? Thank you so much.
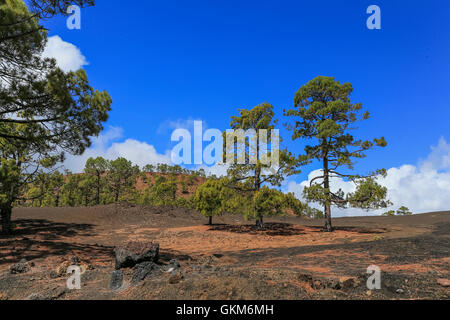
[0,205,449,300]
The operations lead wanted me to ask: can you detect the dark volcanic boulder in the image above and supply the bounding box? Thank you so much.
[131,262,161,285]
[114,241,159,269]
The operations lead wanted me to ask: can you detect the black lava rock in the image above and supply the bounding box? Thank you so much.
[114,241,159,270]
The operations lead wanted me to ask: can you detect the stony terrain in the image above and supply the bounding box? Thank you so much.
[0,204,449,300]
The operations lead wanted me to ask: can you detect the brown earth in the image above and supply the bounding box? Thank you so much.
[0,205,449,300]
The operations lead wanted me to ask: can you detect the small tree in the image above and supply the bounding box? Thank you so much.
[226,103,299,228]
[61,172,83,206]
[144,175,177,206]
[142,164,155,173]
[285,76,390,231]
[107,157,139,202]
[78,174,95,206]
[253,187,285,221]
[193,179,227,225]
[50,171,65,207]
[283,192,308,216]
[84,157,108,205]
[383,210,396,217]
[396,206,412,216]
[306,207,325,219]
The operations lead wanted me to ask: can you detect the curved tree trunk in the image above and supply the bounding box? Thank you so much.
[324,203,332,232]
[323,155,333,232]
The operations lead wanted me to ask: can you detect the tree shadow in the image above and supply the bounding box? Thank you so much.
[308,225,389,234]
[208,222,389,236]
[223,232,449,276]
[208,222,308,236]
[159,249,193,263]
[0,219,113,266]
[0,219,95,240]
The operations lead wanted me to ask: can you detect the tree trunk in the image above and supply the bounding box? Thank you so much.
[96,173,100,205]
[208,216,212,225]
[1,204,13,235]
[323,155,333,232]
[323,202,332,232]
[255,164,263,229]
[256,215,264,228]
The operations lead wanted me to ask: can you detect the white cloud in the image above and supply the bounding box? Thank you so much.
[286,137,450,217]
[43,36,88,72]
[63,127,171,172]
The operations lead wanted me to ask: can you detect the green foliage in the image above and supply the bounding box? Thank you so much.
[253,186,285,219]
[139,175,179,206]
[193,179,228,224]
[153,177,177,205]
[383,210,396,217]
[305,207,325,219]
[84,157,108,205]
[0,0,110,233]
[283,192,308,216]
[107,157,139,202]
[396,206,412,216]
[0,1,111,154]
[142,164,155,173]
[284,76,390,231]
[225,103,300,227]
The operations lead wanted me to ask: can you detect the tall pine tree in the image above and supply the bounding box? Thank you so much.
[284,76,390,231]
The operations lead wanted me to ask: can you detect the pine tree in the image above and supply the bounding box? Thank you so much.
[107,157,139,202]
[225,103,299,228]
[284,76,390,231]
[0,0,111,233]
[193,179,228,225]
[84,157,108,205]
[396,206,412,216]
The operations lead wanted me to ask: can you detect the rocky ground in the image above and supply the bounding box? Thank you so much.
[0,204,449,300]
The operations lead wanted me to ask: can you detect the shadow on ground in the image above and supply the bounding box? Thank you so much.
[224,232,449,276]
[208,223,307,236]
[208,222,389,237]
[0,219,113,266]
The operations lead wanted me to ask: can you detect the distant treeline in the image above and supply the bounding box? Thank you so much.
[18,157,205,208]
[17,157,324,221]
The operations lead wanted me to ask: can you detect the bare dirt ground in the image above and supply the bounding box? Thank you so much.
[0,204,449,300]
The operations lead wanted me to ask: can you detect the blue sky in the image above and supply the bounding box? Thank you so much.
[40,1,450,215]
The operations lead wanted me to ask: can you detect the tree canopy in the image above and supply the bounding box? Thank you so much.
[0,0,111,233]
